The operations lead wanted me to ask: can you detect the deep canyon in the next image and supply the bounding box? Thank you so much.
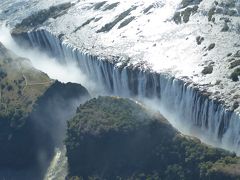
[0,0,240,179]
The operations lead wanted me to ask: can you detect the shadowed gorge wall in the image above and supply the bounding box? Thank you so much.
[0,80,90,179]
[29,81,90,174]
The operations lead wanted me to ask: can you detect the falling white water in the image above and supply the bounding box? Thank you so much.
[2,22,240,154]
[1,20,240,180]
[12,28,240,155]
[44,148,68,180]
[0,25,102,179]
[0,0,239,179]
[0,24,102,96]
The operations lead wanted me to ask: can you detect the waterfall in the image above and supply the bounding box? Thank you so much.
[12,29,240,154]
[44,147,68,180]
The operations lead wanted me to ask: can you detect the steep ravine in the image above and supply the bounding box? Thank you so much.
[11,29,240,154]
[30,81,90,180]
[0,42,90,179]
[0,81,90,180]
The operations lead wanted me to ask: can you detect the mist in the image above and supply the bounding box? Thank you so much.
[0,23,227,146]
[0,24,94,180]
[0,24,100,96]
[0,20,232,179]
[0,22,221,150]
[140,96,229,153]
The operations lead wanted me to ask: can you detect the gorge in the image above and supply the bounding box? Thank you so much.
[0,41,90,179]
[0,0,240,179]
[10,25,240,154]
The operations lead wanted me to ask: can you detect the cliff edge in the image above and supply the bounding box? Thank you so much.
[65,96,240,180]
[0,42,90,179]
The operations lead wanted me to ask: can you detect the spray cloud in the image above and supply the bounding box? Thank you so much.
[0,24,99,95]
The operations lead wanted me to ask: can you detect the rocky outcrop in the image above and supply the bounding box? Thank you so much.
[11,2,73,35]
[173,0,202,24]
[65,96,240,180]
[28,81,89,173]
[173,5,199,24]
[202,65,213,74]
[230,68,240,81]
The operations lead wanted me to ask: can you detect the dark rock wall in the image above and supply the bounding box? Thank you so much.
[0,81,90,179]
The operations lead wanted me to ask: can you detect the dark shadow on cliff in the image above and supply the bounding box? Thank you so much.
[65,97,240,180]
[0,81,90,180]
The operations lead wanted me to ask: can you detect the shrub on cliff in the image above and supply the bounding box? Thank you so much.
[230,68,240,81]
[12,2,73,34]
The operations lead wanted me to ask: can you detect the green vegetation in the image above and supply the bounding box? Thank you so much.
[230,68,240,81]
[207,43,215,51]
[73,18,96,33]
[173,0,201,24]
[93,1,107,10]
[196,36,204,45]
[67,96,155,137]
[173,6,199,24]
[0,43,52,129]
[118,16,135,29]
[202,65,213,75]
[103,2,120,11]
[208,7,216,22]
[66,96,240,180]
[0,42,53,168]
[180,0,202,9]
[0,42,90,174]
[11,2,72,34]
[96,6,137,33]
[230,59,240,69]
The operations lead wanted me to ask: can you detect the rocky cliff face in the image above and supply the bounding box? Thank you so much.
[0,42,90,179]
[65,96,240,180]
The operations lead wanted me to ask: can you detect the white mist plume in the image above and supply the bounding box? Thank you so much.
[0,24,96,179]
[0,24,99,95]
[140,97,230,152]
